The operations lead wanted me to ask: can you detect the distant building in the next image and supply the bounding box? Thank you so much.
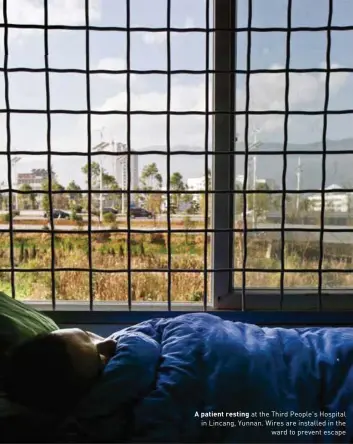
[187,176,206,203]
[307,184,350,213]
[17,169,55,190]
[235,174,277,189]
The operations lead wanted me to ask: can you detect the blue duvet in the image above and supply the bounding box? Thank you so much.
[72,313,353,443]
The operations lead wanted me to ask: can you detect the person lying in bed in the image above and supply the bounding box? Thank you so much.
[4,329,117,417]
[4,313,353,443]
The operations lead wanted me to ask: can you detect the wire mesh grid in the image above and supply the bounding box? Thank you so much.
[0,0,352,311]
[0,0,215,310]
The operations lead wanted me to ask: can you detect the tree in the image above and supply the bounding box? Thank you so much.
[18,184,37,210]
[66,180,83,211]
[200,169,212,218]
[140,163,163,190]
[251,182,272,217]
[170,172,185,212]
[140,163,163,217]
[81,162,101,189]
[81,162,122,212]
[41,179,68,212]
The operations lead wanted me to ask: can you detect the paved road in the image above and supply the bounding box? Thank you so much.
[13,214,204,222]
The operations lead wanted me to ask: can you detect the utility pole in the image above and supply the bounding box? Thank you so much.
[12,156,21,211]
[296,156,303,213]
[249,129,261,228]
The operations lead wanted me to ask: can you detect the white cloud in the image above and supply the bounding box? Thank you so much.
[183,17,196,28]
[95,57,126,82]
[141,32,166,45]
[1,59,348,164]
[318,63,350,93]
[87,61,349,148]
[1,0,102,36]
[94,57,139,88]
[235,63,350,138]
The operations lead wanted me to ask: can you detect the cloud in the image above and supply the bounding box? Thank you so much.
[141,32,166,45]
[94,57,139,91]
[1,0,102,38]
[318,63,350,93]
[95,57,127,83]
[1,59,348,163]
[183,17,196,28]
[235,62,350,139]
[86,60,349,148]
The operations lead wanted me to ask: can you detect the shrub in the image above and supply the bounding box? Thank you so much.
[103,213,116,224]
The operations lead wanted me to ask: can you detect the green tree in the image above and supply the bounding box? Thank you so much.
[140,163,163,217]
[250,182,272,217]
[41,179,68,212]
[18,184,37,210]
[140,163,163,190]
[200,169,212,218]
[81,162,101,189]
[66,180,83,211]
[170,172,185,212]
[81,162,122,212]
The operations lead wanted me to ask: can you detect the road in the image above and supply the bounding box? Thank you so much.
[12,214,204,222]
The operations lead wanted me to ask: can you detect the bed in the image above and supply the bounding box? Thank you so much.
[1,294,352,443]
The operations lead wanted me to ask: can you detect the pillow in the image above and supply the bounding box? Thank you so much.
[0,291,58,359]
[0,291,58,420]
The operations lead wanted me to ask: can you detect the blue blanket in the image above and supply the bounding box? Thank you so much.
[73,313,353,443]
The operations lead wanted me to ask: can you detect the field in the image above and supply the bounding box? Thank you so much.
[0,226,352,302]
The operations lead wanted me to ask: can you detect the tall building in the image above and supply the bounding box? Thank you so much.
[113,142,139,209]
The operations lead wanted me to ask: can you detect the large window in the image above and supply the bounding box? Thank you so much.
[0,0,352,312]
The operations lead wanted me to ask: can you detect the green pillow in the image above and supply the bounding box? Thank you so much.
[0,291,58,358]
[0,292,59,420]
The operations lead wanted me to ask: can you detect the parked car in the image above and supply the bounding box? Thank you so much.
[44,209,70,219]
[103,207,119,215]
[130,207,153,219]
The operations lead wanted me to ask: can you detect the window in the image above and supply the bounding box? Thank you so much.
[227,0,353,311]
[0,0,352,314]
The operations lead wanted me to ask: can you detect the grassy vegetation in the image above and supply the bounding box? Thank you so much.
[0,230,351,302]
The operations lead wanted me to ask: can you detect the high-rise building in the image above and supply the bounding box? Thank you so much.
[113,142,139,210]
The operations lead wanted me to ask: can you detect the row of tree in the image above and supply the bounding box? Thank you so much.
[0,162,318,218]
[0,163,210,215]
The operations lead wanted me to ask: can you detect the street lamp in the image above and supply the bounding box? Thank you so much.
[92,141,110,223]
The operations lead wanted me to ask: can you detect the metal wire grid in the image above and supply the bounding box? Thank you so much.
[0,0,351,310]
[238,0,343,309]
[0,0,215,310]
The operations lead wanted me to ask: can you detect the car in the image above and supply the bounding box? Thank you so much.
[130,207,153,219]
[44,209,70,219]
[103,207,119,215]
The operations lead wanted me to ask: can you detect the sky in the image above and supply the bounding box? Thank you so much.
[0,0,352,188]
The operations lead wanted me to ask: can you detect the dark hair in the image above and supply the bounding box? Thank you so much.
[3,333,89,417]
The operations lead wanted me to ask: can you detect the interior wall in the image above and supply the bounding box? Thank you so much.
[58,324,128,336]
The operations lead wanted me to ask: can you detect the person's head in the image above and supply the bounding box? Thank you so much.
[3,329,117,417]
